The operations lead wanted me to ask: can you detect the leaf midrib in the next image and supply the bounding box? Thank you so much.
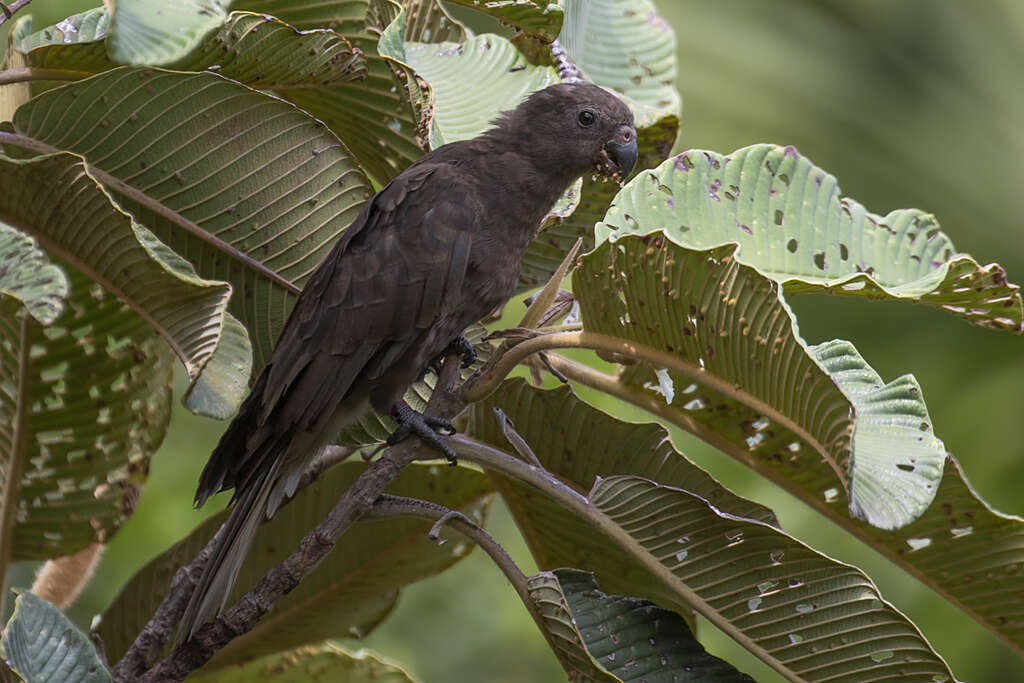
[0,132,300,296]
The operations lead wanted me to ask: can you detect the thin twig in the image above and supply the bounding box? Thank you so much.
[132,354,466,682]
[492,408,543,467]
[0,0,33,27]
[362,494,576,671]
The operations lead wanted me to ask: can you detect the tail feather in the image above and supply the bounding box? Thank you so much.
[180,456,282,639]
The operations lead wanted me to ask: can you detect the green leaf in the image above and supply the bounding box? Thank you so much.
[399,34,559,148]
[584,475,956,681]
[106,0,228,67]
[95,463,493,668]
[597,144,1023,333]
[447,0,564,43]
[814,340,945,530]
[256,1,432,183]
[1,267,173,561]
[192,642,419,682]
[0,222,68,325]
[558,0,680,122]
[15,10,368,90]
[530,569,754,682]
[0,151,251,418]
[575,235,947,529]
[0,590,111,683]
[3,67,374,370]
[468,379,776,614]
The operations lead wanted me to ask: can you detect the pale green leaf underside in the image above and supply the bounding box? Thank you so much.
[448,0,564,43]
[576,236,945,529]
[530,569,754,682]
[0,152,251,418]
[107,0,228,66]
[1,268,173,559]
[0,221,68,325]
[400,34,558,147]
[96,463,493,667]
[558,0,680,126]
[7,67,374,369]
[192,643,418,682]
[0,590,112,683]
[15,10,368,90]
[815,340,945,533]
[597,144,1022,332]
[590,475,955,681]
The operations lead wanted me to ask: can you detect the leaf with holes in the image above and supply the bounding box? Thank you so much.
[95,462,492,668]
[448,0,564,43]
[468,379,778,611]
[597,144,1023,333]
[0,266,171,570]
[574,236,947,529]
[0,221,68,325]
[0,590,111,683]
[579,475,956,681]
[106,0,228,66]
[13,10,367,90]
[1,67,375,369]
[1,266,172,562]
[0,151,251,418]
[529,569,754,682]
[192,642,419,682]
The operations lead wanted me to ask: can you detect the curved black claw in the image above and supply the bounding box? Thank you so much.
[388,401,457,465]
[451,335,478,369]
[422,335,478,380]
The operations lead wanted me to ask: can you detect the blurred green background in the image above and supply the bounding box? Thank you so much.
[5,1,1024,681]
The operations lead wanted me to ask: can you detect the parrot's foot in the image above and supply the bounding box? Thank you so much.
[423,335,477,379]
[388,401,457,465]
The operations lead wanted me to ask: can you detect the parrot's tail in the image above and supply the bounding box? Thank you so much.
[180,455,281,639]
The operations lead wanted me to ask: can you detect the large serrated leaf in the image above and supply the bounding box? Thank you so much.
[448,0,564,43]
[597,144,1023,333]
[0,222,68,325]
[106,0,228,67]
[1,268,173,561]
[2,67,374,369]
[96,462,493,668]
[529,569,754,682]
[14,10,368,90]
[576,235,946,529]
[584,475,956,681]
[0,151,251,418]
[192,642,419,682]
[0,590,111,683]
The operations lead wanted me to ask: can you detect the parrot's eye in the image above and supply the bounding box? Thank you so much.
[577,109,597,127]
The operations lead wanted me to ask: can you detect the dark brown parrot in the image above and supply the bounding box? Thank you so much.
[181,82,637,636]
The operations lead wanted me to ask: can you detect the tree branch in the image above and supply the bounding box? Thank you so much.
[0,0,33,27]
[363,495,584,682]
[129,355,466,682]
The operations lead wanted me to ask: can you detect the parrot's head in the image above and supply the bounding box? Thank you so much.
[495,82,638,185]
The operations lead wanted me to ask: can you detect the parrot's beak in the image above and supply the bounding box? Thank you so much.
[598,125,638,183]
